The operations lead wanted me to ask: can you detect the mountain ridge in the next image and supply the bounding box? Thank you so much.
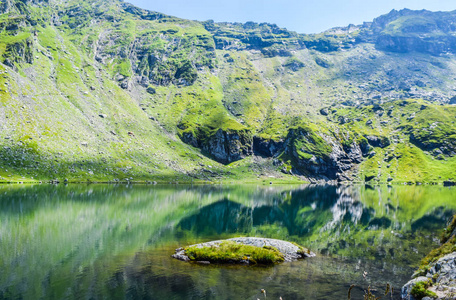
[0,0,455,184]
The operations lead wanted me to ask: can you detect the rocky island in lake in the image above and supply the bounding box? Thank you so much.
[172,237,315,265]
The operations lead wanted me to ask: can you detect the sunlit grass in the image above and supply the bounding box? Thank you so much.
[185,241,285,264]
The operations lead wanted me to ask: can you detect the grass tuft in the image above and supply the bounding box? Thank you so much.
[185,241,285,265]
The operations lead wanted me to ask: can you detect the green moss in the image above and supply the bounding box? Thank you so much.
[290,125,332,159]
[410,280,437,300]
[185,241,285,265]
[290,242,312,256]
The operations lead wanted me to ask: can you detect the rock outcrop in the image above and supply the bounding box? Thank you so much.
[253,137,284,158]
[402,252,456,300]
[2,38,34,68]
[371,9,456,55]
[365,135,390,149]
[191,125,371,181]
[182,128,252,164]
[376,34,456,55]
[401,277,431,300]
[202,129,252,164]
[281,127,364,181]
[203,21,305,54]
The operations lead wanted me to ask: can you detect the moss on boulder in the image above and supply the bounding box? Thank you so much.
[172,237,315,265]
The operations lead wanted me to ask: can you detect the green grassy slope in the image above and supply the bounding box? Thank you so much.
[327,99,456,183]
[0,0,455,183]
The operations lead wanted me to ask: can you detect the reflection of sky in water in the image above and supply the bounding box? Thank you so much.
[0,184,455,300]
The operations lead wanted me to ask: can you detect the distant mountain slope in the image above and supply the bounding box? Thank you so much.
[0,0,455,183]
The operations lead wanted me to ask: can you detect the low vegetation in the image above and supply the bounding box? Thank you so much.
[410,280,437,300]
[185,241,285,265]
[348,283,393,300]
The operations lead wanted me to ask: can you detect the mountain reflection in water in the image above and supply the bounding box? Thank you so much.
[0,184,455,299]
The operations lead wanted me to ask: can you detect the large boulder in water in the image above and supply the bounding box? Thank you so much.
[172,237,315,264]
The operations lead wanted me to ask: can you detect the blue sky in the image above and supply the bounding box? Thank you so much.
[127,0,456,34]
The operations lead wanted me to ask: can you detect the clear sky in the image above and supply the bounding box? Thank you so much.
[126,0,456,34]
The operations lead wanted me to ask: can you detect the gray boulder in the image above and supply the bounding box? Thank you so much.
[172,237,315,264]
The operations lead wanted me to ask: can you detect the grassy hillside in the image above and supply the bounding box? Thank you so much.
[0,0,455,183]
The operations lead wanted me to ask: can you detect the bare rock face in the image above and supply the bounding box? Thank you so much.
[282,128,363,181]
[181,128,252,164]
[376,34,456,55]
[372,9,456,55]
[202,129,252,164]
[252,136,284,158]
[182,124,367,180]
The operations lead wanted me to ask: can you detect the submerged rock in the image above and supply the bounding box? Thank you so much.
[172,237,315,264]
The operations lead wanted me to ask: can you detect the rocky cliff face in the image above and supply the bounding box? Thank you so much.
[182,128,252,164]
[2,38,34,68]
[201,129,252,164]
[204,21,305,54]
[0,0,49,14]
[371,9,456,55]
[279,127,365,181]
[376,34,456,55]
[252,137,284,158]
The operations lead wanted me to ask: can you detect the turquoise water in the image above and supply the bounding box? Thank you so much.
[0,184,455,299]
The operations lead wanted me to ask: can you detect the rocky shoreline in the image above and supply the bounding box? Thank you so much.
[172,237,315,264]
[402,216,456,300]
[402,252,456,300]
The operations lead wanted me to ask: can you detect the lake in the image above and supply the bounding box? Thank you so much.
[0,184,455,300]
